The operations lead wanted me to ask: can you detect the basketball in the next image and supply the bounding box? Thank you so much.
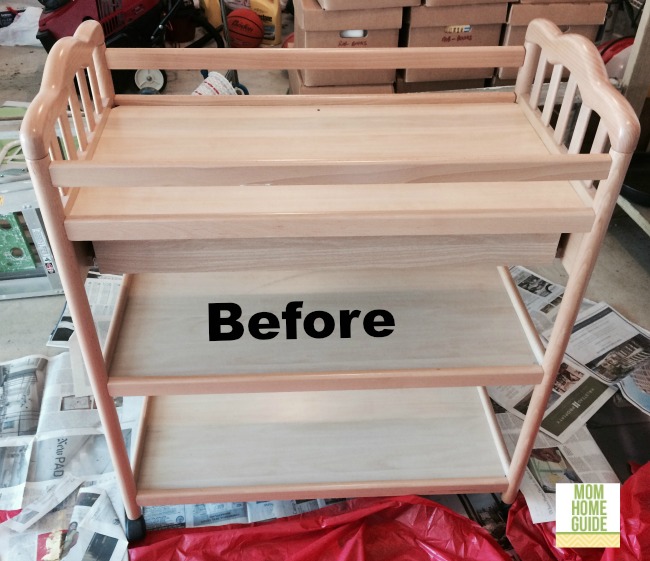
[227,8,265,48]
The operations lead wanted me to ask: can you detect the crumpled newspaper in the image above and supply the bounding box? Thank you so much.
[192,71,237,95]
[0,6,42,47]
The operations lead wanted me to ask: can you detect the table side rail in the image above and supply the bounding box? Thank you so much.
[19,21,142,520]
[105,45,525,72]
[107,366,544,397]
[478,386,512,477]
[50,153,612,188]
[498,265,546,363]
[20,22,114,164]
[503,19,640,503]
[113,91,517,106]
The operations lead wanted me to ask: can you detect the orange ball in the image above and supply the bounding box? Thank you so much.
[227,8,265,48]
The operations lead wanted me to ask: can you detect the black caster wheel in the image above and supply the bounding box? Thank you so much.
[125,514,147,542]
[233,83,249,95]
[497,499,512,518]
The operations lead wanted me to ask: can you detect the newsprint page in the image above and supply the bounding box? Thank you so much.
[490,267,650,442]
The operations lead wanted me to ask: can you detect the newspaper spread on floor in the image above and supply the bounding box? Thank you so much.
[560,302,650,414]
[496,407,618,524]
[0,355,45,510]
[48,273,123,350]
[489,266,650,443]
[0,353,140,561]
[141,498,345,531]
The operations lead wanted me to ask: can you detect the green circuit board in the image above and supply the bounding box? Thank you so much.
[0,213,37,273]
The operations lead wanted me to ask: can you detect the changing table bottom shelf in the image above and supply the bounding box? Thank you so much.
[134,387,510,506]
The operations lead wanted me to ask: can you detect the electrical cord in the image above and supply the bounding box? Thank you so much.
[0,140,30,185]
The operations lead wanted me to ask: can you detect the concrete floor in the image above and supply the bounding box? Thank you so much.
[1,18,649,364]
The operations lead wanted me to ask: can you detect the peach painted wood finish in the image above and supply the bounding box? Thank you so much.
[105,45,525,71]
[20,19,639,519]
[65,181,595,241]
[113,91,518,106]
[52,154,611,189]
[501,20,640,503]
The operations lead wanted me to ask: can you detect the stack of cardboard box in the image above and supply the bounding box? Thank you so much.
[397,0,509,92]
[495,0,609,83]
[290,0,418,94]
[289,0,611,94]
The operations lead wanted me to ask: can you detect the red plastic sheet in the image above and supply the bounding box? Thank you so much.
[506,493,603,561]
[0,509,20,523]
[506,461,650,561]
[128,495,511,561]
[602,461,650,561]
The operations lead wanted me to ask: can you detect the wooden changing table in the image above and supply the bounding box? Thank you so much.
[21,19,639,540]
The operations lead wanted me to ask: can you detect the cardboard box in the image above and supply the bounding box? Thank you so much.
[293,27,400,86]
[396,73,487,93]
[289,69,395,94]
[505,2,608,31]
[425,0,508,5]
[316,0,419,10]
[401,4,508,82]
[294,0,402,86]
[295,0,403,30]
[498,3,608,79]
[519,0,603,3]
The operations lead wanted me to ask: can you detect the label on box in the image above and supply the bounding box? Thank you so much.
[441,26,475,43]
[444,24,472,33]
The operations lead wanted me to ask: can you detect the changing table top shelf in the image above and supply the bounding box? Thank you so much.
[94,102,541,164]
[51,98,612,189]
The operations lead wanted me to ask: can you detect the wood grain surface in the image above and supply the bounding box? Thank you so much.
[135,387,508,503]
[106,267,541,395]
[65,181,594,241]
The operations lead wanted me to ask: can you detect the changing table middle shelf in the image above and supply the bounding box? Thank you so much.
[105,265,544,396]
